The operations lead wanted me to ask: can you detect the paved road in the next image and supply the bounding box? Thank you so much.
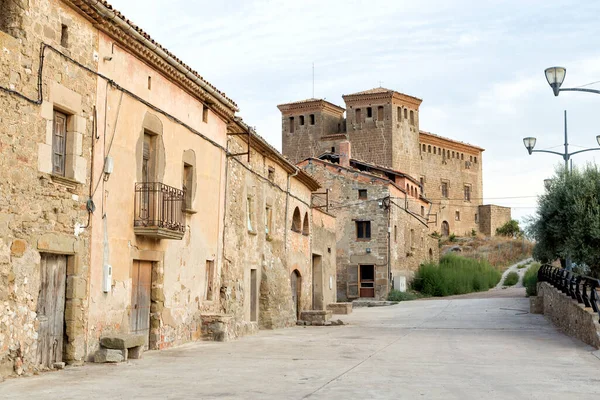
[2,296,600,399]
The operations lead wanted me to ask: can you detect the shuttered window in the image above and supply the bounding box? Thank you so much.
[52,111,67,176]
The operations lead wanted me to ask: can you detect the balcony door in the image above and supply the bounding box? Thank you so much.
[141,134,156,221]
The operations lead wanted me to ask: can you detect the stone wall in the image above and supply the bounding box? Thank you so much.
[0,0,98,377]
[478,205,512,236]
[311,209,337,308]
[533,282,600,349]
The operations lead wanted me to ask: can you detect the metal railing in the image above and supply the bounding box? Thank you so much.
[538,264,600,322]
[134,182,185,234]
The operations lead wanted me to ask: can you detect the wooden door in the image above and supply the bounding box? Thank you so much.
[37,254,67,368]
[441,221,450,237]
[312,255,323,310]
[290,270,301,319]
[347,265,359,299]
[131,260,152,346]
[359,265,375,298]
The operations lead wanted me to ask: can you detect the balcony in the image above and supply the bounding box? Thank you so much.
[134,182,185,240]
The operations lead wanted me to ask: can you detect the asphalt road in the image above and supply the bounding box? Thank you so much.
[1,295,599,399]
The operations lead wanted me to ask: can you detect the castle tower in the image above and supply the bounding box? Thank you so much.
[341,88,422,177]
[278,99,346,164]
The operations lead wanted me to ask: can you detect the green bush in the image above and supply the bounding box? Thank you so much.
[523,262,541,296]
[496,219,523,237]
[503,271,519,286]
[387,289,419,302]
[412,254,502,297]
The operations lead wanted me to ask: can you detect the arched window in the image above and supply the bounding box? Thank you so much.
[292,207,301,232]
[302,212,309,235]
[410,110,414,125]
[428,145,431,153]
[433,147,437,155]
[422,144,426,152]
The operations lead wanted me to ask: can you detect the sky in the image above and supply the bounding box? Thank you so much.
[108,0,600,225]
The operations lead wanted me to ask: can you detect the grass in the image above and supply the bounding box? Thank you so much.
[517,264,527,269]
[387,289,421,302]
[503,271,519,286]
[412,254,502,297]
[448,236,534,272]
[523,262,541,297]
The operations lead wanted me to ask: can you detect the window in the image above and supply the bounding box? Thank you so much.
[461,153,464,160]
[428,145,431,153]
[441,182,449,198]
[265,206,272,236]
[420,177,424,187]
[183,163,193,209]
[358,189,367,200]
[356,221,371,240]
[331,146,335,153]
[464,185,471,202]
[377,106,384,120]
[355,108,362,123]
[61,24,69,47]
[394,225,397,242]
[474,156,478,163]
[410,110,414,125]
[205,260,215,301]
[404,108,407,119]
[421,206,425,217]
[310,114,315,125]
[455,211,460,221]
[302,212,310,235]
[289,117,295,133]
[268,166,275,182]
[470,156,473,162]
[397,107,402,121]
[422,144,426,152]
[299,115,305,126]
[452,151,455,158]
[52,110,68,176]
[202,106,208,123]
[475,213,479,223]
[410,229,415,248]
[433,147,437,155]
[247,196,255,232]
[367,107,372,118]
[291,207,301,232]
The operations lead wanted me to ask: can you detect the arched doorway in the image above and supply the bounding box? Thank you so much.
[290,270,301,319]
[441,221,449,237]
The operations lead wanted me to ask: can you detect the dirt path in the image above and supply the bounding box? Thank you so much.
[495,257,533,289]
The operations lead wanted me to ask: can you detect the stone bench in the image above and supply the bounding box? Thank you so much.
[94,334,145,363]
[327,302,353,315]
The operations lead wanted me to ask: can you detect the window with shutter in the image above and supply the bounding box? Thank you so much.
[52,111,67,176]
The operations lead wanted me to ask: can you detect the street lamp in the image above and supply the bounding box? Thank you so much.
[545,66,600,96]
[522,111,600,170]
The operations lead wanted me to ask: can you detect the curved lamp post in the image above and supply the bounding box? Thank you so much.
[545,66,600,96]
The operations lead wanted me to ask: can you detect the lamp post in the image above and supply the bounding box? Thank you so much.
[545,66,600,96]
[523,110,600,170]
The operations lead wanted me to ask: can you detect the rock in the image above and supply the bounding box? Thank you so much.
[296,320,304,326]
[100,334,145,350]
[128,346,143,360]
[337,319,344,326]
[94,348,124,363]
[324,321,332,326]
[10,239,26,257]
[53,362,65,370]
[312,321,324,326]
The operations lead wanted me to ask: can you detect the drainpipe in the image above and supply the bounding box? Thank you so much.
[88,1,239,113]
[284,167,300,252]
[386,196,392,294]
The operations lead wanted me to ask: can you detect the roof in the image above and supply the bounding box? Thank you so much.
[342,87,423,105]
[72,0,238,113]
[228,118,321,191]
[277,98,345,114]
[419,130,485,152]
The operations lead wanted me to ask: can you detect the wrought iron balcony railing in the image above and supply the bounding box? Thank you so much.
[134,182,185,240]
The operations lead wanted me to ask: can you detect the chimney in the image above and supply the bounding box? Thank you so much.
[339,140,351,167]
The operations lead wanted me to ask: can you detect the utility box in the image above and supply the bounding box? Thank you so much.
[393,275,407,292]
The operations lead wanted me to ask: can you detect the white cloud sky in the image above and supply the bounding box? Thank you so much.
[108,0,600,224]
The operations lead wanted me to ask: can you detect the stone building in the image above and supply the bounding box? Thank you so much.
[298,141,438,301]
[478,205,512,236]
[222,119,337,336]
[1,0,98,377]
[279,88,497,237]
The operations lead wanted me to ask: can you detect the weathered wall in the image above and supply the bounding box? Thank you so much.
[311,209,337,307]
[478,204,511,236]
[299,159,435,302]
[0,0,97,377]
[87,31,227,355]
[534,282,600,349]
[419,133,483,236]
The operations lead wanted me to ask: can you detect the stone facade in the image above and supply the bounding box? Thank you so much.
[298,145,438,301]
[478,204,512,236]
[532,282,600,349]
[222,122,337,335]
[0,0,98,377]
[279,87,501,237]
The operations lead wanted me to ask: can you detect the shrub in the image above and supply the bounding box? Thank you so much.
[523,262,541,296]
[496,220,523,238]
[412,254,502,297]
[449,233,457,242]
[503,271,519,286]
[387,289,419,302]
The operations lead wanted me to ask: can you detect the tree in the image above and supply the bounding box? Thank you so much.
[527,164,600,276]
[496,220,522,237]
